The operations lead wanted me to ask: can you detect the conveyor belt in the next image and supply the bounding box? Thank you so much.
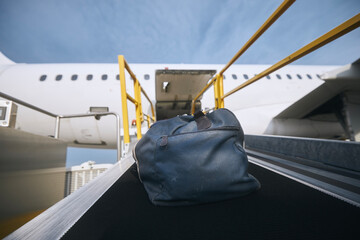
[62,163,360,240]
[247,149,360,206]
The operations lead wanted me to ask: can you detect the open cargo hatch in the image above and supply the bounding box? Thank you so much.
[155,69,216,120]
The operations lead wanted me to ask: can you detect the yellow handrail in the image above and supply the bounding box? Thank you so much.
[141,87,155,121]
[191,75,217,114]
[191,0,295,114]
[191,0,360,114]
[222,13,360,100]
[126,93,137,105]
[219,0,295,76]
[143,113,152,129]
[118,55,156,145]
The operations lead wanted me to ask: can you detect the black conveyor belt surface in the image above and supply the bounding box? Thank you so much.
[62,164,360,240]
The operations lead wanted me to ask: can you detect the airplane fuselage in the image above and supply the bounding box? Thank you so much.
[0,61,342,148]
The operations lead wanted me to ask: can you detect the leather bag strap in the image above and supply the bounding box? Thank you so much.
[194,111,211,130]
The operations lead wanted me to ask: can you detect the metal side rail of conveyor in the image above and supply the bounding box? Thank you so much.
[245,134,360,207]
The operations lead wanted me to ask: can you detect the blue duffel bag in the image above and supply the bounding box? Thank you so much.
[133,108,260,206]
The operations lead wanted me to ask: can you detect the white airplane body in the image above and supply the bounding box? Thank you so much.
[0,52,359,148]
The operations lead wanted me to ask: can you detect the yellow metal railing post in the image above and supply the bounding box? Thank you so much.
[218,74,224,108]
[140,86,155,121]
[118,55,130,145]
[145,115,151,129]
[213,74,225,110]
[213,76,219,109]
[118,54,156,149]
[134,78,143,139]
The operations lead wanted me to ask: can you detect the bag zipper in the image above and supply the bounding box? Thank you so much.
[168,126,241,138]
[158,127,242,148]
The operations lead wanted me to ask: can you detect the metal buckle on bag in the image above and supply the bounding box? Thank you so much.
[160,136,168,147]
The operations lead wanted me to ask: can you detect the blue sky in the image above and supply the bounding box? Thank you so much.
[1,0,359,166]
[0,0,359,65]
[66,147,117,167]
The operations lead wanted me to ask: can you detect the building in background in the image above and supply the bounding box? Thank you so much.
[65,161,113,196]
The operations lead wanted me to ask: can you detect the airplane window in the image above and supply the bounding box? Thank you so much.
[232,74,237,80]
[116,74,119,80]
[71,75,78,81]
[297,74,302,79]
[306,74,312,79]
[316,74,321,79]
[286,74,292,79]
[276,74,281,79]
[144,74,150,80]
[266,75,271,79]
[39,75,47,81]
[243,74,248,80]
[102,74,108,80]
[56,75,62,81]
[87,74,93,81]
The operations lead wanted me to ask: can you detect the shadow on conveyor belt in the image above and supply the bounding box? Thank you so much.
[62,163,360,240]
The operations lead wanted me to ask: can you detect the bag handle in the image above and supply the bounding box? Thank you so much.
[194,111,211,130]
